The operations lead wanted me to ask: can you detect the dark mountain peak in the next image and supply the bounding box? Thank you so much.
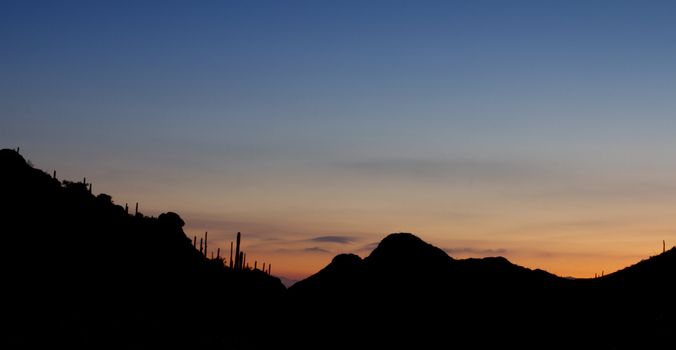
[158,211,185,228]
[0,148,27,169]
[470,256,511,265]
[454,256,561,284]
[330,253,362,267]
[366,232,453,268]
[312,253,363,277]
[289,253,364,294]
[1,149,59,190]
[377,232,426,247]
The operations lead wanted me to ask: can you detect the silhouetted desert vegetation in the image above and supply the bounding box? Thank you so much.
[2,148,675,349]
[1,149,284,349]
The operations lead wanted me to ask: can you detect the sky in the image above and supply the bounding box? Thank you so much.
[3,0,676,280]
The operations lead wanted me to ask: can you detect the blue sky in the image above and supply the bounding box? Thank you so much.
[3,1,676,278]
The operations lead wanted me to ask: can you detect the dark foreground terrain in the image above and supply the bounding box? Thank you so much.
[2,149,674,349]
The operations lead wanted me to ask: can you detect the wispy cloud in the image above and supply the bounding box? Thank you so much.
[445,247,508,256]
[304,246,331,253]
[309,236,356,244]
[334,157,553,184]
[275,246,332,254]
[523,250,640,260]
[525,182,676,201]
[182,215,292,239]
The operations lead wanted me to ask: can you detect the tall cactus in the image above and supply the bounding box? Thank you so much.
[229,241,233,268]
[199,238,203,254]
[235,232,241,270]
[204,232,208,259]
[193,236,197,248]
[217,247,221,260]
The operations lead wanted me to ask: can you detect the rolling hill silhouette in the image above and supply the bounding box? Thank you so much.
[1,149,284,349]
[3,148,676,349]
[292,232,561,296]
[290,232,676,349]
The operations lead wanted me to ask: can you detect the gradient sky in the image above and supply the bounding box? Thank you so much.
[3,1,676,280]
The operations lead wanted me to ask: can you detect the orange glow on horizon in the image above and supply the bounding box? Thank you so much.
[184,221,671,281]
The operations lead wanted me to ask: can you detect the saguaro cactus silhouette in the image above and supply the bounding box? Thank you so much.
[204,232,208,258]
[229,241,233,268]
[235,232,241,270]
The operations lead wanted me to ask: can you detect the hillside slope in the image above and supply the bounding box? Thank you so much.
[0,149,284,349]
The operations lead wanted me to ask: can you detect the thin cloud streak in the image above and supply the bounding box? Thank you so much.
[333,157,558,184]
[275,246,332,254]
[445,247,508,256]
[309,236,357,244]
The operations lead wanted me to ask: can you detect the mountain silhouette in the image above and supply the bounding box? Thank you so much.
[292,232,559,296]
[3,148,676,349]
[290,232,676,349]
[0,149,284,349]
